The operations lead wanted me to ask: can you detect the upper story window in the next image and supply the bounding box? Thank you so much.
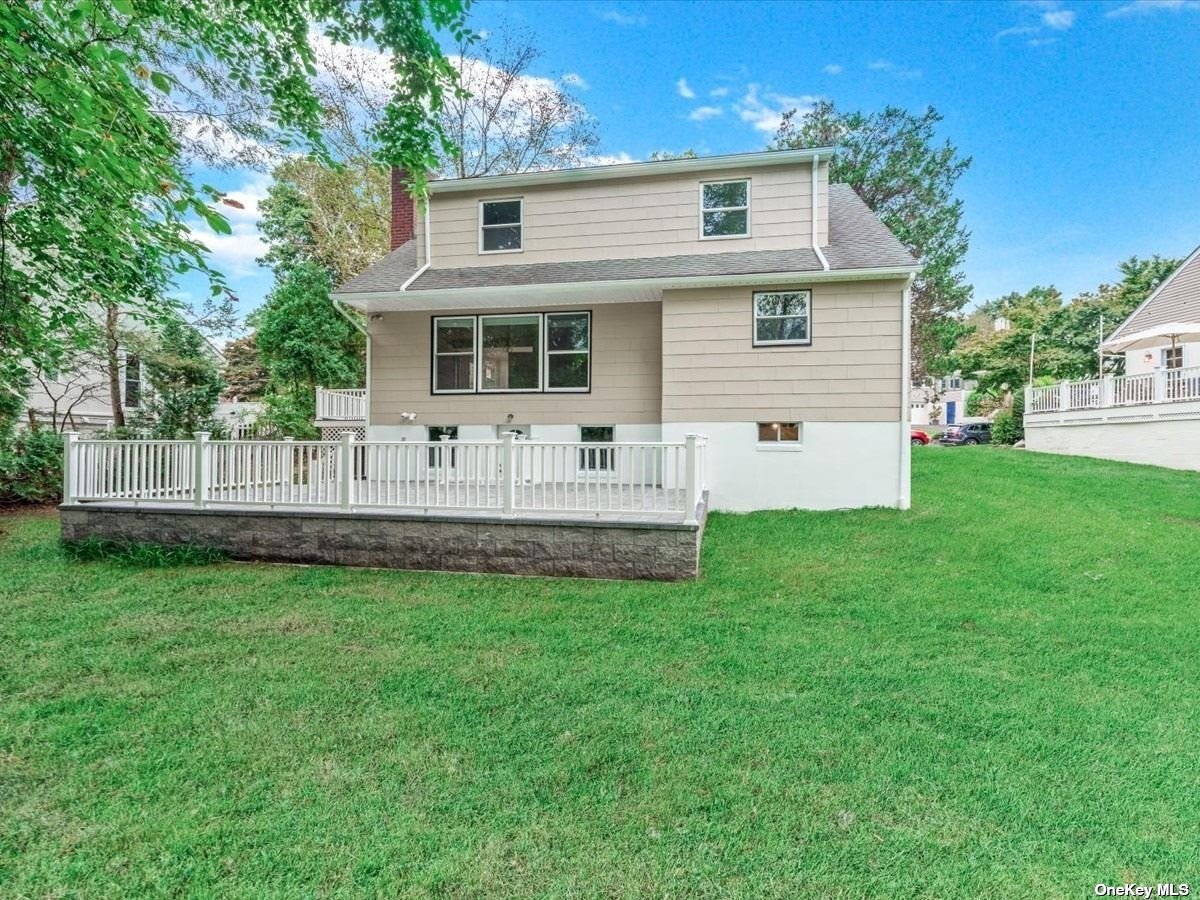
[480,198,522,253]
[700,179,749,239]
[753,290,811,346]
[1164,346,1183,369]
[123,353,142,408]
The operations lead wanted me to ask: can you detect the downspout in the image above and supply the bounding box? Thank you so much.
[399,191,432,291]
[811,155,830,271]
[898,272,915,510]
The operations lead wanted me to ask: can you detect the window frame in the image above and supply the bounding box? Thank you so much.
[122,352,142,410]
[478,197,524,255]
[544,311,592,394]
[427,425,459,468]
[756,421,804,452]
[477,313,544,394]
[430,316,477,395]
[698,178,751,241]
[1163,346,1184,369]
[751,289,812,348]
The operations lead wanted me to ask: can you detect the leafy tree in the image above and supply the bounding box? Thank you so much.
[773,102,972,379]
[222,336,269,401]
[134,318,225,438]
[1,0,469,405]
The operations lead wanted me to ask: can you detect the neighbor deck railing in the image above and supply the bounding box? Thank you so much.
[63,432,708,524]
[1026,365,1200,414]
[314,387,367,420]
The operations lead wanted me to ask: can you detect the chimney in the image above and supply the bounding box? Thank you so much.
[390,167,415,251]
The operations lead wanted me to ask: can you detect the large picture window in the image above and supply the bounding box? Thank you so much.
[433,317,475,392]
[480,314,541,391]
[480,199,522,253]
[753,290,811,346]
[432,312,590,394]
[700,180,749,238]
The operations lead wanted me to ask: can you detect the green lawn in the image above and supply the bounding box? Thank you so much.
[2,449,1199,898]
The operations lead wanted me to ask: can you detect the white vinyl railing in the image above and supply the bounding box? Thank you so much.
[1025,365,1200,413]
[63,432,708,523]
[315,387,367,420]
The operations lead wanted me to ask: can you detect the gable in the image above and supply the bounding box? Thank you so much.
[1109,245,1200,340]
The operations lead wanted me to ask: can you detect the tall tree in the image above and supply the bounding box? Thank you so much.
[221,336,269,402]
[1,0,469,404]
[133,317,225,438]
[773,102,972,379]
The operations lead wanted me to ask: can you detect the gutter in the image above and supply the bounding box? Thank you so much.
[898,272,916,511]
[811,158,830,272]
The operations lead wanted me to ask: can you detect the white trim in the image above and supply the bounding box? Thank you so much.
[427,147,835,195]
[478,197,524,255]
[811,159,830,271]
[1105,243,1200,344]
[399,197,432,290]
[431,315,477,394]
[898,275,914,510]
[698,178,751,241]
[752,290,812,347]
[477,312,542,393]
[543,310,591,393]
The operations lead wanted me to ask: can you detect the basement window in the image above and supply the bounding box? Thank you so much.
[579,425,614,471]
[757,422,803,449]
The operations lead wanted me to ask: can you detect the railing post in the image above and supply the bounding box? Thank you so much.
[1059,381,1070,411]
[1153,367,1167,404]
[501,431,515,515]
[340,431,354,511]
[283,436,294,494]
[1023,384,1033,413]
[61,431,79,505]
[1101,375,1115,408]
[193,431,210,509]
[315,385,324,419]
[684,433,700,526]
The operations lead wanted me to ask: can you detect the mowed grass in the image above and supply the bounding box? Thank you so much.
[2,449,1200,898]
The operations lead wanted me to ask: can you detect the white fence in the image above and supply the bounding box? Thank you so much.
[315,387,367,420]
[63,432,708,524]
[1026,365,1200,414]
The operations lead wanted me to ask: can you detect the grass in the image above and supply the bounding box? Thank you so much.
[2,448,1199,898]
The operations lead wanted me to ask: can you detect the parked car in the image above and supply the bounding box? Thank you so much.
[938,422,992,445]
[911,429,931,446]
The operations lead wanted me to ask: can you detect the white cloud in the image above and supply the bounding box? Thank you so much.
[1107,0,1200,15]
[1042,8,1076,28]
[822,64,844,75]
[187,174,271,277]
[867,59,923,80]
[709,86,730,97]
[582,151,637,167]
[561,72,590,90]
[676,77,696,99]
[735,84,820,135]
[594,7,648,26]
[996,24,1040,37]
[1027,36,1059,45]
[686,105,724,122]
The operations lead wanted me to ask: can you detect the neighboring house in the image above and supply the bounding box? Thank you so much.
[330,148,920,511]
[1025,245,1200,470]
[910,373,975,426]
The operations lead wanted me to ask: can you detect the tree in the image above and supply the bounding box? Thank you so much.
[134,317,225,438]
[773,102,972,379]
[1,0,469,403]
[310,25,598,178]
[222,336,269,402]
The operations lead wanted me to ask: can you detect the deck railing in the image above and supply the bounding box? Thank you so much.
[63,432,708,523]
[1026,365,1200,414]
[315,387,367,420]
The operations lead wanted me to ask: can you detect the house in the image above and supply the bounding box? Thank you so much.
[1025,245,1200,470]
[910,373,976,426]
[61,148,919,580]
[330,148,919,512]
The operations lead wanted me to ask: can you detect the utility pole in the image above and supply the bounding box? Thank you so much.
[1029,333,1037,385]
[1097,313,1105,376]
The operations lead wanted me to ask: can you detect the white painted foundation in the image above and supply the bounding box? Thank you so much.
[1025,402,1200,471]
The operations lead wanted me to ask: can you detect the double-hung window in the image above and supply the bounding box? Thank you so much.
[123,353,142,408]
[700,180,749,238]
[480,199,522,253]
[433,312,590,394]
[753,290,811,346]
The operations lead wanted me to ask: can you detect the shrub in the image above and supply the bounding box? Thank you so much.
[0,430,64,505]
[991,391,1026,445]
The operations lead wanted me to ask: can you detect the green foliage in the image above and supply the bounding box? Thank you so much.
[0,429,63,505]
[774,102,972,378]
[134,318,225,438]
[65,537,226,567]
[990,393,1025,445]
[1,0,468,383]
[221,335,269,401]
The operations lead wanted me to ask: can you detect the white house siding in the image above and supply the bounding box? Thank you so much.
[1124,342,1200,375]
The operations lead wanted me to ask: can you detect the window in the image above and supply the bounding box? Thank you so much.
[580,425,614,471]
[428,425,458,467]
[123,354,142,408]
[700,180,749,238]
[753,290,811,346]
[1164,346,1183,369]
[545,312,590,391]
[432,312,590,394]
[480,199,522,253]
[757,422,801,443]
[480,314,541,391]
[433,317,475,393]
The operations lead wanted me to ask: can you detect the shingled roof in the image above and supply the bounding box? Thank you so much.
[336,183,916,297]
[1106,245,1200,342]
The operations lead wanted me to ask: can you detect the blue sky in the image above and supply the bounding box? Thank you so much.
[183,0,1200,332]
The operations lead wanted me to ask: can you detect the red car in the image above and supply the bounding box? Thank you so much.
[910,429,931,446]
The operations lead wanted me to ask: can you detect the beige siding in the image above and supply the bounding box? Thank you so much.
[661,280,907,423]
[370,302,662,425]
[428,163,820,268]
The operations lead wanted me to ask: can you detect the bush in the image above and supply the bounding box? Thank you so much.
[0,430,64,504]
[991,391,1026,445]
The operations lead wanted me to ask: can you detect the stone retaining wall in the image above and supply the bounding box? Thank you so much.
[59,504,705,581]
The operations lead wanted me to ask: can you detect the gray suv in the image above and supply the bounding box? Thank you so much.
[938,422,992,445]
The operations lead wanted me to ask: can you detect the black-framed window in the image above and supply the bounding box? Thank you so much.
[432,311,590,394]
[701,180,749,238]
[753,290,811,346]
[579,425,614,471]
[123,353,142,408]
[480,199,522,253]
[428,425,458,467]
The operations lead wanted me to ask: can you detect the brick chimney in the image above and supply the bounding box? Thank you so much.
[390,167,415,250]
